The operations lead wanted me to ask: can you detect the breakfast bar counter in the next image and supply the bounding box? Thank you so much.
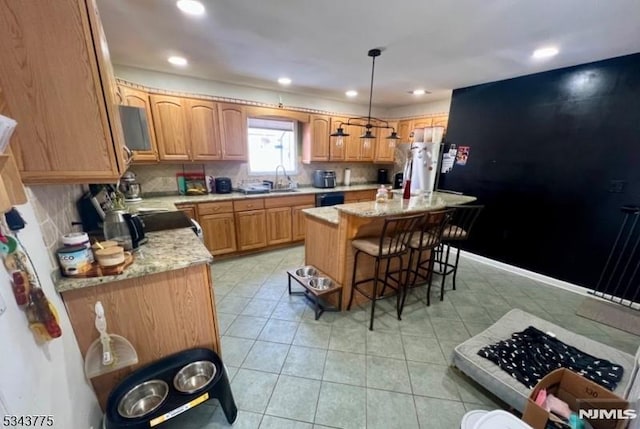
[303,192,476,310]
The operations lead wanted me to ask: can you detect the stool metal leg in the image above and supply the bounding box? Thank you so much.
[369,258,380,331]
[452,246,461,291]
[347,250,360,311]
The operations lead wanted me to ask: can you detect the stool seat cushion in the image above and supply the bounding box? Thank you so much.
[352,237,406,256]
[442,225,468,240]
[408,232,439,249]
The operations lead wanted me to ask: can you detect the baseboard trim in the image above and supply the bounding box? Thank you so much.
[458,249,593,297]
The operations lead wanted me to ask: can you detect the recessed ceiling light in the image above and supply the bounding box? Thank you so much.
[176,0,205,16]
[168,56,188,66]
[278,77,292,85]
[532,46,559,59]
[345,90,358,97]
[412,89,426,95]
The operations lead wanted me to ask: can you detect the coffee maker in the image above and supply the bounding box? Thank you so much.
[119,171,142,202]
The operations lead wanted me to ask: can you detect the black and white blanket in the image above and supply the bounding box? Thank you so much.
[477,326,624,390]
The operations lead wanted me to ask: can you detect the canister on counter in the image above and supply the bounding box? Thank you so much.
[57,245,93,276]
[62,232,94,263]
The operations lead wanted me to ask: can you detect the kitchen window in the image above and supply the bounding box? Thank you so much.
[247,118,297,174]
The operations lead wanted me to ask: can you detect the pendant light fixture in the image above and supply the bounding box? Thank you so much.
[330,49,401,149]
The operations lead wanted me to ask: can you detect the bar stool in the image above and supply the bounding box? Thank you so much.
[399,209,453,312]
[435,204,484,294]
[347,213,424,331]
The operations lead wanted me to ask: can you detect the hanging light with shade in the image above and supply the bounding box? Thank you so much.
[330,48,401,149]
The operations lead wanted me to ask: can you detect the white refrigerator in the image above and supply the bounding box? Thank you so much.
[403,126,444,195]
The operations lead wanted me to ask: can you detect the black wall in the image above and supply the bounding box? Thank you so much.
[441,53,640,299]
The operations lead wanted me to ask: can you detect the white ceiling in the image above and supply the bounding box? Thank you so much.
[98,0,640,107]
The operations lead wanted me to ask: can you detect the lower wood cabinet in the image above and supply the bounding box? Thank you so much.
[176,204,196,221]
[200,213,237,256]
[292,204,314,241]
[235,210,267,250]
[266,207,292,245]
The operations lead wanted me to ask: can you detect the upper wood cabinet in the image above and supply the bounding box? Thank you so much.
[302,115,331,163]
[328,117,346,161]
[149,95,191,162]
[374,121,397,163]
[396,120,413,145]
[187,99,222,161]
[0,0,126,184]
[119,86,159,163]
[218,103,248,161]
[431,115,449,131]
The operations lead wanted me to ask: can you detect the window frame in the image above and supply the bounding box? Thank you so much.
[246,117,299,176]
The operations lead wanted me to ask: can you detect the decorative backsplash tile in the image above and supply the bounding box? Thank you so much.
[27,185,84,268]
[131,160,397,194]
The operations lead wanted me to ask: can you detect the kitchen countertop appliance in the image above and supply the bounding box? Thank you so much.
[103,210,147,250]
[312,170,337,189]
[119,171,142,202]
[215,177,232,194]
[377,169,389,184]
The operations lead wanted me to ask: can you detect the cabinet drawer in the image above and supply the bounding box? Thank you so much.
[345,190,376,203]
[233,199,265,212]
[198,201,234,215]
[264,194,315,209]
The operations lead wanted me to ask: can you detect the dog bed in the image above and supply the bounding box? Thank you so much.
[451,309,639,411]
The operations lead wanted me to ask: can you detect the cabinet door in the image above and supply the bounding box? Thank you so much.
[328,117,346,161]
[176,204,197,221]
[200,213,237,256]
[218,103,248,161]
[120,86,159,162]
[309,115,330,161]
[0,0,124,184]
[374,121,397,163]
[292,204,314,241]
[396,120,413,145]
[235,210,267,251]
[360,135,375,161]
[344,123,362,161]
[150,95,190,162]
[187,99,222,161]
[431,115,449,132]
[266,207,292,245]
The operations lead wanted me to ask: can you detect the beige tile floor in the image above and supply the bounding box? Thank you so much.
[160,245,639,429]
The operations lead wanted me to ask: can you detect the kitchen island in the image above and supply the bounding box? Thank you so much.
[54,227,217,410]
[302,192,477,310]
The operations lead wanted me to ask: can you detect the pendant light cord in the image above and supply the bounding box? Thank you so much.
[367,54,376,127]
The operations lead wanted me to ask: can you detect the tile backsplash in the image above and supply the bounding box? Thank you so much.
[27,184,84,268]
[131,159,406,195]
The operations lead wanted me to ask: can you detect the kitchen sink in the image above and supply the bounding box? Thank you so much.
[270,188,300,193]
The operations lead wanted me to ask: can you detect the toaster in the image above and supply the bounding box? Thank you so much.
[312,170,337,188]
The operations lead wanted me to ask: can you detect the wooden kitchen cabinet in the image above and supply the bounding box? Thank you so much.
[345,189,376,203]
[201,213,238,256]
[266,207,292,245]
[374,121,397,163]
[328,117,346,161]
[176,204,197,221]
[218,103,248,161]
[61,264,219,409]
[396,120,413,145]
[235,210,268,251]
[0,0,127,184]
[303,115,331,163]
[431,115,449,130]
[149,94,190,162]
[187,98,222,161]
[119,85,159,163]
[292,204,314,241]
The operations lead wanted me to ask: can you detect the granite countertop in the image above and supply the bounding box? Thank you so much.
[336,192,477,217]
[303,192,476,222]
[128,184,380,210]
[302,206,340,225]
[54,228,213,293]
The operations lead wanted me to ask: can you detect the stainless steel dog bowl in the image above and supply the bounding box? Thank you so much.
[308,277,334,290]
[117,380,168,419]
[173,360,217,394]
[295,266,319,278]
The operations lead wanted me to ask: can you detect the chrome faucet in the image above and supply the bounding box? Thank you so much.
[274,164,288,190]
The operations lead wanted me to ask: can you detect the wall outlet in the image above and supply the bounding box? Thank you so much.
[608,180,626,193]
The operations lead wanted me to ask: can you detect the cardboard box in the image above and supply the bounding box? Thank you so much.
[522,369,630,429]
